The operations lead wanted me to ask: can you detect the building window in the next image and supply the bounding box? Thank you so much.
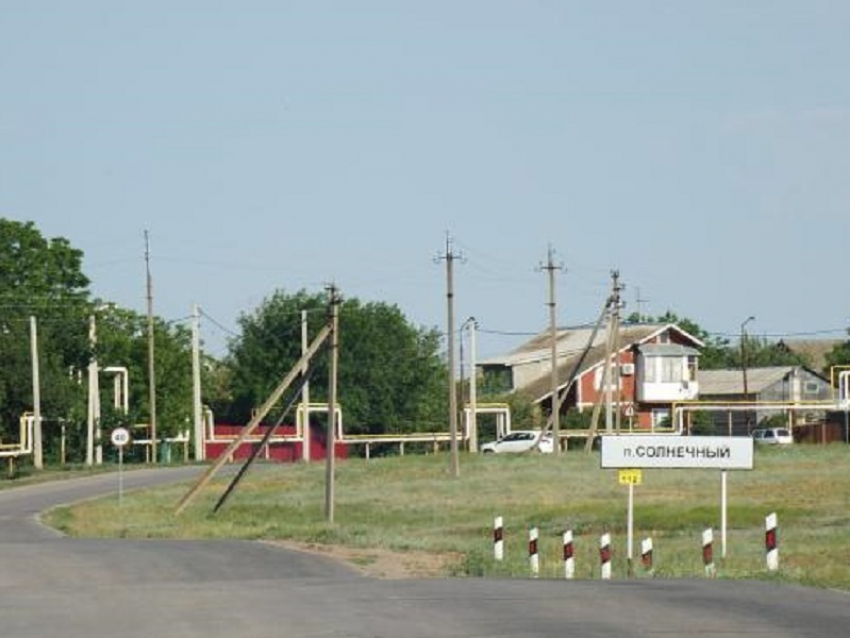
[804,381,820,395]
[642,355,688,384]
[687,356,698,382]
[652,409,671,429]
[660,357,684,383]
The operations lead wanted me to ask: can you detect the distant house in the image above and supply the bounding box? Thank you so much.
[478,322,704,431]
[697,366,834,435]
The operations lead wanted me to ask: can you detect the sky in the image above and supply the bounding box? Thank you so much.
[2,1,849,361]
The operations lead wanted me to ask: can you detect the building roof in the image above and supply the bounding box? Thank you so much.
[480,322,697,368]
[697,366,803,396]
[483,322,703,403]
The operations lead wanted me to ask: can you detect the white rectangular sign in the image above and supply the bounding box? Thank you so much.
[600,435,753,470]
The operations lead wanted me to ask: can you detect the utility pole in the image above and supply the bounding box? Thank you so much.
[741,316,755,433]
[325,284,340,523]
[603,271,624,434]
[301,310,311,462]
[145,230,157,463]
[437,234,461,477]
[540,246,564,454]
[30,316,43,469]
[468,318,478,453]
[611,271,625,434]
[603,301,616,434]
[191,304,204,461]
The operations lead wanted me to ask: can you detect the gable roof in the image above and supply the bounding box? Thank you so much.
[697,366,828,396]
[483,322,703,404]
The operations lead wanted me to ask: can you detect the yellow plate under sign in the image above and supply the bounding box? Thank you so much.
[618,469,643,485]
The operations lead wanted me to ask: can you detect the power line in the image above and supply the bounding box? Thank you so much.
[713,329,846,339]
[198,309,240,338]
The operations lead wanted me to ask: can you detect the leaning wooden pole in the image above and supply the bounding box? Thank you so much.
[175,323,332,514]
[212,370,313,514]
[544,301,609,432]
[585,301,617,453]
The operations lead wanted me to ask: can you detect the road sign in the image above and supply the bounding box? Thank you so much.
[601,435,754,470]
[111,427,130,448]
[618,468,643,485]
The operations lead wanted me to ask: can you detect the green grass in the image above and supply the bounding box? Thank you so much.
[42,445,850,588]
[0,462,114,488]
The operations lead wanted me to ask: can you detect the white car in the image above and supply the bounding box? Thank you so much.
[752,428,794,445]
[480,430,554,454]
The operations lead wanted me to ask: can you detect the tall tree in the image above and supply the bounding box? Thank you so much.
[631,309,809,370]
[227,289,447,435]
[0,219,195,463]
[0,220,92,442]
[825,332,850,370]
[93,304,194,442]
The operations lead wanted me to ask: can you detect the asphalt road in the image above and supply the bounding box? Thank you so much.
[1,468,849,637]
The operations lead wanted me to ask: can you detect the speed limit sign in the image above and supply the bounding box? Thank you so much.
[110,427,130,448]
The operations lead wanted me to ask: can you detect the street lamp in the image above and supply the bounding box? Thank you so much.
[460,317,478,452]
[740,316,755,432]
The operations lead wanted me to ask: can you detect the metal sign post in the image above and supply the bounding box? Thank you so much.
[111,427,130,506]
[721,470,728,559]
[603,436,753,572]
[618,468,642,577]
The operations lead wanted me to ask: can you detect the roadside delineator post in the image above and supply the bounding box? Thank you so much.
[494,516,504,561]
[529,527,539,578]
[600,533,612,580]
[702,528,716,577]
[641,537,654,575]
[765,513,779,572]
[563,530,575,580]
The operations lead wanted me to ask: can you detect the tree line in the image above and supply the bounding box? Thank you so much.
[1,218,848,464]
[0,219,449,463]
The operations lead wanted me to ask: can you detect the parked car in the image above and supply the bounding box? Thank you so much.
[752,428,794,445]
[480,430,554,454]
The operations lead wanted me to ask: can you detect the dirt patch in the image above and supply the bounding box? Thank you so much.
[267,540,462,579]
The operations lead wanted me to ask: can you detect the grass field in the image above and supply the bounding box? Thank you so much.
[44,444,850,589]
[0,463,112,489]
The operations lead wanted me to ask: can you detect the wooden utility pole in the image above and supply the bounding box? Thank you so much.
[176,323,332,514]
[145,231,157,463]
[604,271,624,434]
[611,271,625,434]
[325,285,340,523]
[540,246,564,454]
[437,234,461,477]
[30,316,43,469]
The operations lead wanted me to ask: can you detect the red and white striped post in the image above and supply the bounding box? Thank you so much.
[493,516,504,561]
[641,537,654,574]
[765,513,779,571]
[702,528,715,577]
[563,530,575,579]
[600,532,612,580]
[529,527,540,577]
